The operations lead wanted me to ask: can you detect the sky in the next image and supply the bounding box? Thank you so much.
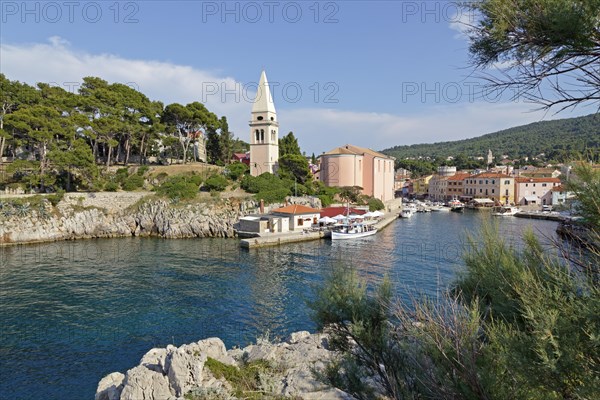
[0,1,593,155]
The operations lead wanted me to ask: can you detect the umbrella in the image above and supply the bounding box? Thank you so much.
[332,214,346,220]
[362,211,374,218]
[318,216,337,224]
[371,210,385,217]
[347,214,362,219]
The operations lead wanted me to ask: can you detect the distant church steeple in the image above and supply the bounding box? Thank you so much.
[249,71,279,176]
[487,149,493,167]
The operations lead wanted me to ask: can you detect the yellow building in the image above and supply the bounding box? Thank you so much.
[412,175,433,197]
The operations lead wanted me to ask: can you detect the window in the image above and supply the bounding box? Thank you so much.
[270,117,274,121]
[479,180,483,184]
[542,183,547,187]
[479,189,482,193]
[505,189,509,195]
[533,183,536,187]
[533,191,536,195]
[485,180,488,185]
[257,116,263,121]
[526,183,528,187]
[492,180,495,184]
[504,180,510,184]
[492,189,495,193]
[255,130,259,142]
[260,129,264,142]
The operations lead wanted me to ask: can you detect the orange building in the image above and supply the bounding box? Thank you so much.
[318,144,395,202]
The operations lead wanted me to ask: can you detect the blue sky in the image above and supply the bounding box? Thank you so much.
[1,1,592,155]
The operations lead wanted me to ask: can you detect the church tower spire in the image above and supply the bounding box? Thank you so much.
[249,70,279,176]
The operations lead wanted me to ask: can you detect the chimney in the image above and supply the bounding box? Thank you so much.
[260,199,264,214]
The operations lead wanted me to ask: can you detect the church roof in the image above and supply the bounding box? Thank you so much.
[252,70,277,114]
[321,144,394,160]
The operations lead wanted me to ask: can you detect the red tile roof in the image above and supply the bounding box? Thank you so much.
[447,173,471,181]
[472,172,512,179]
[515,177,561,183]
[271,204,321,214]
[320,207,367,218]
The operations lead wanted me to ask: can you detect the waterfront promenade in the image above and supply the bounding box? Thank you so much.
[239,212,399,249]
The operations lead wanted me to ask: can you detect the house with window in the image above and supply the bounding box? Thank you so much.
[318,144,395,202]
[514,177,561,205]
[463,172,515,204]
[447,173,471,200]
[270,204,321,231]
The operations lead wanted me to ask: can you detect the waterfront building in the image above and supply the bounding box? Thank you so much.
[514,177,561,206]
[412,175,433,198]
[463,172,515,204]
[428,175,449,201]
[551,185,575,206]
[318,144,395,202]
[270,204,321,231]
[249,71,279,176]
[232,152,250,166]
[447,173,471,200]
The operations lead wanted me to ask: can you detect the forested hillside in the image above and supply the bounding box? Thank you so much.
[382,114,599,162]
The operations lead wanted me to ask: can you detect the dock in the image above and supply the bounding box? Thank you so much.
[514,212,566,222]
[239,212,398,249]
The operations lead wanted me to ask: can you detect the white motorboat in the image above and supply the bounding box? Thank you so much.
[331,223,378,240]
[400,208,414,218]
[492,206,521,216]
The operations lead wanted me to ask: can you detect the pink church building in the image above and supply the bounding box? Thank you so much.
[318,144,396,202]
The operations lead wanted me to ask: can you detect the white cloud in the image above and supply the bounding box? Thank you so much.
[1,38,589,157]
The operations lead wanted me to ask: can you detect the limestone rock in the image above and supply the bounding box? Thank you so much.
[119,365,173,400]
[165,343,207,397]
[140,348,168,373]
[95,372,124,400]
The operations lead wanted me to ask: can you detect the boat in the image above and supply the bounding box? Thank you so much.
[400,203,417,218]
[430,205,451,212]
[400,208,414,218]
[448,199,464,212]
[492,206,521,216]
[331,223,378,240]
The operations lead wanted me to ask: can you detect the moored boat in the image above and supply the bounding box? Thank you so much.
[492,206,521,216]
[330,223,378,240]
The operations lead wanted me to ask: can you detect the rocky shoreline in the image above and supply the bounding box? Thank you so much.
[96,331,352,400]
[0,192,326,246]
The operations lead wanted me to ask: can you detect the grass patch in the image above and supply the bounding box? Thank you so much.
[202,357,296,400]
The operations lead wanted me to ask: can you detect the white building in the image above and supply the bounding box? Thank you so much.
[249,71,279,176]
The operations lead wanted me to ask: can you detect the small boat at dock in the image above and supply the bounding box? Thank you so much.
[492,206,521,216]
[330,223,378,240]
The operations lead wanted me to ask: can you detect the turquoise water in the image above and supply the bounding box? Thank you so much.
[0,212,559,399]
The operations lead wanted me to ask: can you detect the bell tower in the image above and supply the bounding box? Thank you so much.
[250,70,279,176]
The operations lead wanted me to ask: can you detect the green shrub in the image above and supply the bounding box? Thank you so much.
[115,167,130,184]
[204,174,229,192]
[104,182,119,192]
[318,194,334,207]
[227,162,249,181]
[122,174,145,191]
[136,165,150,176]
[189,174,203,187]
[156,176,199,200]
[255,188,290,204]
[368,197,385,211]
[47,190,65,206]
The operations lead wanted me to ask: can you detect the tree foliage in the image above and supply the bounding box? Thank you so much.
[382,114,600,167]
[465,0,600,112]
[0,74,249,192]
[311,217,600,399]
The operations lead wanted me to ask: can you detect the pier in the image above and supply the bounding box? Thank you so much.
[514,211,566,222]
[239,212,398,249]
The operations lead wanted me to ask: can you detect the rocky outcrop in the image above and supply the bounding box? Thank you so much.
[0,194,260,245]
[96,332,354,400]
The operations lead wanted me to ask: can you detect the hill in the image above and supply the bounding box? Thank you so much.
[381,114,599,163]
